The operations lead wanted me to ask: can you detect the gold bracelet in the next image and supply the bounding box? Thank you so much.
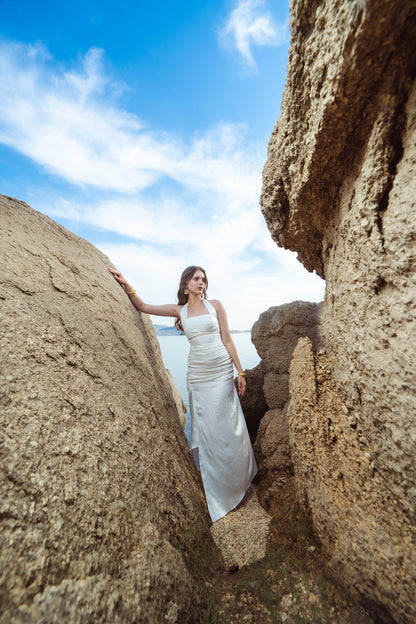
[126,289,136,296]
[238,372,246,377]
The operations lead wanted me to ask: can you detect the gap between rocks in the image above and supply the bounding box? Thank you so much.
[198,475,375,624]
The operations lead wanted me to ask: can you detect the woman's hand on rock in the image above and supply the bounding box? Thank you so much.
[108,267,129,289]
[237,375,246,397]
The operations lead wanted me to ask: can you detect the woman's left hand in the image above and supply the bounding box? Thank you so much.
[237,375,246,397]
[108,267,130,290]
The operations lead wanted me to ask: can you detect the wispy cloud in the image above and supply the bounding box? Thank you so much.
[0,39,324,329]
[97,238,325,330]
[218,0,289,69]
[0,41,260,199]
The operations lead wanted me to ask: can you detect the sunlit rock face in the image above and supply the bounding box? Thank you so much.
[261,0,416,621]
[0,195,214,623]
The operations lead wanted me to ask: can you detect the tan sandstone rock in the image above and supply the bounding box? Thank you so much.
[250,301,322,475]
[0,195,218,623]
[263,372,289,410]
[254,408,291,473]
[289,338,416,624]
[262,1,416,621]
[210,486,272,570]
[251,302,322,378]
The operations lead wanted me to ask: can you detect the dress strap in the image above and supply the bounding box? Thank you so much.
[180,303,188,319]
[203,299,216,316]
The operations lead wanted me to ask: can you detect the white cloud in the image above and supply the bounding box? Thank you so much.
[0,39,324,330]
[0,41,261,200]
[98,240,325,330]
[50,192,268,278]
[48,188,324,330]
[218,0,289,69]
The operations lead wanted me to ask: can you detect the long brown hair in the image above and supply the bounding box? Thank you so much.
[175,265,208,332]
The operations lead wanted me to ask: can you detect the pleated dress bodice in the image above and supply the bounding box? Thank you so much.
[181,300,233,384]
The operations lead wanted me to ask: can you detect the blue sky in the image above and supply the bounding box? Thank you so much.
[0,0,324,329]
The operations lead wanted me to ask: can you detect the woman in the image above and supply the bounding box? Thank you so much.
[108,265,257,522]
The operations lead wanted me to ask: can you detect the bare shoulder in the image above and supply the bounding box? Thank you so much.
[207,299,226,313]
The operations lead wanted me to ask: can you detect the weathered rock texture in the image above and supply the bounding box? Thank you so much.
[261,1,416,622]
[289,338,416,623]
[0,195,217,623]
[210,485,272,570]
[251,302,322,475]
[238,361,268,443]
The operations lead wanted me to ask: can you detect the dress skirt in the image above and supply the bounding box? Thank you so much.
[187,332,258,522]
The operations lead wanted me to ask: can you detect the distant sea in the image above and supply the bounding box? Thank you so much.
[156,331,260,444]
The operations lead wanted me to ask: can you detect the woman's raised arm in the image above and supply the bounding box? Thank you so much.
[108,267,181,319]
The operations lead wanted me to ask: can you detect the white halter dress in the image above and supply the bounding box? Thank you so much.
[180,299,258,522]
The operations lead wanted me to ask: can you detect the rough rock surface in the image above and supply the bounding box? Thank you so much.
[238,361,268,443]
[210,486,272,570]
[0,195,217,623]
[251,302,322,380]
[262,0,416,278]
[289,339,416,624]
[251,302,322,474]
[261,1,416,621]
[254,408,291,474]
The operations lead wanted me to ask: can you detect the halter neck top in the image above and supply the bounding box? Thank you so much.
[180,300,220,341]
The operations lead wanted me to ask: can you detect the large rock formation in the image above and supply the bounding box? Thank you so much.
[251,302,322,476]
[0,195,218,623]
[251,302,322,409]
[261,1,416,622]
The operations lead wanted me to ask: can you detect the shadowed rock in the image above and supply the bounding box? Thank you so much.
[251,301,322,475]
[238,361,268,443]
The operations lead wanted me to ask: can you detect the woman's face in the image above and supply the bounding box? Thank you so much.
[187,270,207,296]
